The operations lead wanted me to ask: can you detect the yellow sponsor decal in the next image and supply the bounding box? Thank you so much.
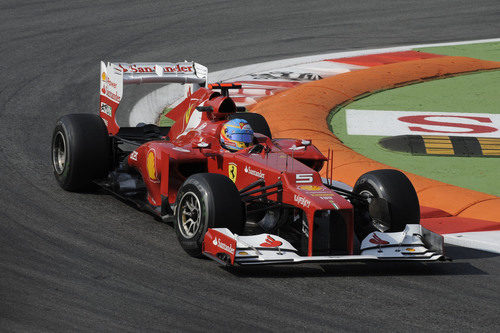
[146,150,157,180]
[228,162,237,183]
[101,72,106,81]
[299,185,323,191]
[405,248,416,252]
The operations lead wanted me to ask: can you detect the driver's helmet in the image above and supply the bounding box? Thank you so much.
[220,118,254,151]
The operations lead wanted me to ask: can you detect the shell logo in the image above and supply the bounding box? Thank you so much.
[146,150,157,180]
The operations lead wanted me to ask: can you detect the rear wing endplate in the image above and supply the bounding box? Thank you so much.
[99,61,207,134]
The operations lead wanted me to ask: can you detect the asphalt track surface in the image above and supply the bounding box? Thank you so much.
[1,1,500,331]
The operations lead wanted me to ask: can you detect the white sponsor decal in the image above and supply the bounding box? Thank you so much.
[212,237,235,254]
[294,194,311,208]
[346,109,500,138]
[244,165,265,178]
[100,63,123,104]
[118,63,194,74]
[130,151,138,161]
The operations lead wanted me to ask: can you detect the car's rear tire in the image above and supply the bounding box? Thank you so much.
[174,173,244,257]
[352,169,420,240]
[51,113,110,191]
[229,112,272,138]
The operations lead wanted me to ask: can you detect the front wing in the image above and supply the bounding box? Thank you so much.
[202,225,445,266]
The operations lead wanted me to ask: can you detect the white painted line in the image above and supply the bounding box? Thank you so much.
[444,231,500,254]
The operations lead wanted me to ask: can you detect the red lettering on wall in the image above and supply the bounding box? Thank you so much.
[398,115,497,134]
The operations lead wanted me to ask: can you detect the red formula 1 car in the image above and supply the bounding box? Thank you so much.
[51,61,445,266]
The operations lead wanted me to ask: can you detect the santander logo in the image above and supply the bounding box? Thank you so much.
[213,237,235,254]
[244,165,265,178]
[369,234,390,245]
[118,63,194,74]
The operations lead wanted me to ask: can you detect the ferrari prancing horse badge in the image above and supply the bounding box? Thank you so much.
[228,163,237,183]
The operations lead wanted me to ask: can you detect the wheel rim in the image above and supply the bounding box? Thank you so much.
[359,189,390,231]
[52,131,67,175]
[178,191,202,238]
[359,190,374,203]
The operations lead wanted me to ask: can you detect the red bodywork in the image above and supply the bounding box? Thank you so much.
[124,87,354,256]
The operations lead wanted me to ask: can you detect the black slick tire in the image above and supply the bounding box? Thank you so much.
[352,169,420,240]
[51,113,110,191]
[174,173,244,257]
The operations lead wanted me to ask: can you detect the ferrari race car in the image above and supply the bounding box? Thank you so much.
[51,61,445,266]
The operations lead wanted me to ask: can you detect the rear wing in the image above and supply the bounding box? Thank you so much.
[99,61,207,134]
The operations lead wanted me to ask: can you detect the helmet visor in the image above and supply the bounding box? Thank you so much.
[228,133,253,144]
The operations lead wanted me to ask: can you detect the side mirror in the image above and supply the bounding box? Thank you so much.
[192,141,210,149]
[196,106,214,112]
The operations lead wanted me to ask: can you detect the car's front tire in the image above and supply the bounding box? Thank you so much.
[352,169,420,240]
[174,173,244,257]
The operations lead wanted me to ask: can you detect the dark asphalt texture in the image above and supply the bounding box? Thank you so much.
[1,0,499,331]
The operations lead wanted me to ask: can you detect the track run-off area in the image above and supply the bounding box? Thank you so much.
[1,1,500,331]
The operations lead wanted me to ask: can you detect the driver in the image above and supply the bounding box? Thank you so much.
[220,118,254,151]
